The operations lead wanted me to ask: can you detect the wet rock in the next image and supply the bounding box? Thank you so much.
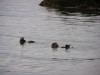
[39,0,100,13]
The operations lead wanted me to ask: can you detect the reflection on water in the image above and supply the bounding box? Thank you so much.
[0,0,100,75]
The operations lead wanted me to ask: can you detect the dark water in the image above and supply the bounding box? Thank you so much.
[0,0,100,75]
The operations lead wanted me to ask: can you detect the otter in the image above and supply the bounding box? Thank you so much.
[28,41,35,43]
[61,44,70,49]
[20,37,26,45]
[51,42,59,48]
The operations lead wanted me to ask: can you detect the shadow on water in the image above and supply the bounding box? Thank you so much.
[45,7,100,17]
[45,7,100,27]
[58,10,100,16]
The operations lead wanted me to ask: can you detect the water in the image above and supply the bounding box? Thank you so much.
[0,0,100,75]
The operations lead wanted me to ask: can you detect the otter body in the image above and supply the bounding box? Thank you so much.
[28,41,35,43]
[61,44,70,49]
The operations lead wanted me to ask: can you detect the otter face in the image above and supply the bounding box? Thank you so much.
[51,42,59,48]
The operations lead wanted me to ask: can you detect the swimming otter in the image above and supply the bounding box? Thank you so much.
[61,44,70,49]
[28,41,35,43]
[51,42,59,48]
[20,37,26,45]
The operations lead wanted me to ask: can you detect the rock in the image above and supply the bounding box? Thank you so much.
[39,0,100,13]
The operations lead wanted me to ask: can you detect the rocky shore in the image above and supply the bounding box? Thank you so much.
[39,0,100,13]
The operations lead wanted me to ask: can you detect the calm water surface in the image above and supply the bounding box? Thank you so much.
[0,0,100,75]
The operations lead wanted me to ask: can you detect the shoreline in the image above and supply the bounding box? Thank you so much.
[39,0,100,13]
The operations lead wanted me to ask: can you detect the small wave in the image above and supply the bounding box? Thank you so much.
[52,57,100,61]
[0,34,20,38]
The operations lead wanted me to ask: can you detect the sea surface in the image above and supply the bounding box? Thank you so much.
[0,0,100,75]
